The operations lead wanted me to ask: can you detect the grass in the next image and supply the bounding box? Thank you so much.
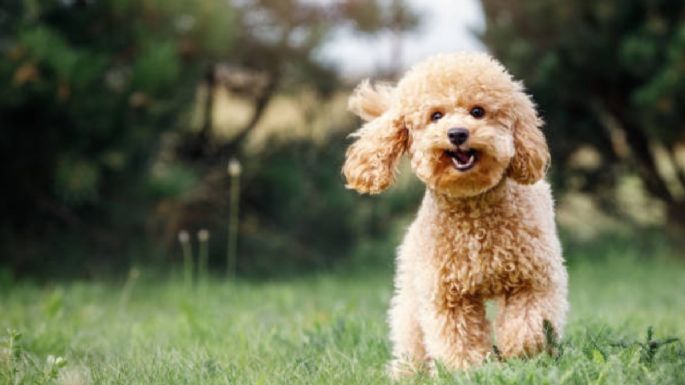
[1,246,684,384]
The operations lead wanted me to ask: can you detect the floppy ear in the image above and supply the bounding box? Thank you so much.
[342,81,407,194]
[507,89,550,184]
[347,79,394,121]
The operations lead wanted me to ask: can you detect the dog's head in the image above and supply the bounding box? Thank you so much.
[342,52,549,198]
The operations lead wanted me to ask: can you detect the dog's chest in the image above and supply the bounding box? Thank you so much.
[429,204,541,298]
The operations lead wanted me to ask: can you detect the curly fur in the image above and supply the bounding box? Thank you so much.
[342,52,568,377]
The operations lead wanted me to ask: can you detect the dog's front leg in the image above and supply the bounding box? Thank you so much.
[495,284,567,358]
[387,289,427,379]
[387,230,430,379]
[419,296,491,371]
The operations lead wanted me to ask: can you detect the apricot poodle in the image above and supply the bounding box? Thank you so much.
[342,52,568,377]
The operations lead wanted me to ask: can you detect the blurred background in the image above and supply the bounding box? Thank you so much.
[2,0,684,281]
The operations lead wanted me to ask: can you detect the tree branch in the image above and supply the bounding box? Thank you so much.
[218,71,280,158]
[198,64,216,147]
[667,142,685,190]
[602,101,675,205]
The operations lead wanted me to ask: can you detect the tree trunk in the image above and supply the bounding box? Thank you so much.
[666,143,685,189]
[603,100,685,238]
[178,65,216,161]
[198,65,216,149]
[604,101,675,205]
[666,200,685,236]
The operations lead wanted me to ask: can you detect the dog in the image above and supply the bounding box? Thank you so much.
[342,52,568,377]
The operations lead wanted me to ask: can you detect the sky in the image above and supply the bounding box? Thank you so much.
[318,0,486,79]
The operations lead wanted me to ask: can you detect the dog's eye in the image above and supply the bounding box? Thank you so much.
[430,111,443,122]
[470,106,485,119]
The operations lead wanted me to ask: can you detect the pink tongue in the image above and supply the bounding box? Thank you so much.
[455,150,470,163]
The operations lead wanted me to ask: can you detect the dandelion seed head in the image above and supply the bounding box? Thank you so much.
[227,158,242,176]
[178,230,190,243]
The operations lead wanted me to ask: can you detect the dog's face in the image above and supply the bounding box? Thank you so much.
[343,53,549,198]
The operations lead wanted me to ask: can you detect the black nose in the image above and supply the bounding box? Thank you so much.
[447,127,469,145]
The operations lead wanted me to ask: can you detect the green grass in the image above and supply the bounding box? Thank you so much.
[1,250,684,384]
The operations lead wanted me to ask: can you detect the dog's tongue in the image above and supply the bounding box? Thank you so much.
[455,149,471,164]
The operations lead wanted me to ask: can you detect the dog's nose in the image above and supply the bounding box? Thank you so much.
[447,127,469,145]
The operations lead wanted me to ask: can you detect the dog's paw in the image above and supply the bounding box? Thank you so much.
[387,359,413,380]
[497,322,546,358]
[387,357,431,380]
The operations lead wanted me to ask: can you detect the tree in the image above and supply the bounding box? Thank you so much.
[481,0,685,231]
[183,0,420,160]
[165,0,422,275]
[0,0,236,273]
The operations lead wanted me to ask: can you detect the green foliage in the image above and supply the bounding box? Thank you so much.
[0,0,420,277]
[222,133,421,276]
[481,0,685,226]
[0,0,236,272]
[340,0,420,35]
[146,163,198,200]
[0,245,684,384]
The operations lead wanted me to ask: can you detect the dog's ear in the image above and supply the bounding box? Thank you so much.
[342,81,407,194]
[347,79,394,122]
[507,88,550,184]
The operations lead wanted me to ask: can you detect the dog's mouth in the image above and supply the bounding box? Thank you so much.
[445,147,478,171]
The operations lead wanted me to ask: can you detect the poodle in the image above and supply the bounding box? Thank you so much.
[342,52,568,377]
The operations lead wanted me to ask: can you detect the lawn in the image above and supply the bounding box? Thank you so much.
[1,244,684,384]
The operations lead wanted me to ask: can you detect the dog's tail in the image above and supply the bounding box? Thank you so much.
[348,79,393,122]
